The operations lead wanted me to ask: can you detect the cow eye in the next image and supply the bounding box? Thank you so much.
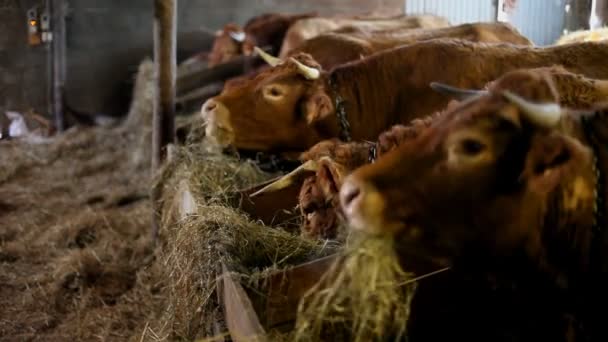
[264,85,284,99]
[460,138,486,156]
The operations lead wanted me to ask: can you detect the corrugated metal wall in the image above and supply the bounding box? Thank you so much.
[405,0,567,46]
[506,0,566,45]
[405,0,497,24]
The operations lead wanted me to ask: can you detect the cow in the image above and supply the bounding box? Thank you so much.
[339,69,608,341]
[277,14,451,57]
[208,23,245,67]
[207,12,316,67]
[288,21,532,72]
[251,66,608,240]
[240,12,317,57]
[202,39,608,155]
[220,22,532,95]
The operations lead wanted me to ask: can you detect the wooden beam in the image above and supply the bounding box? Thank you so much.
[175,81,224,113]
[176,55,260,95]
[152,0,177,170]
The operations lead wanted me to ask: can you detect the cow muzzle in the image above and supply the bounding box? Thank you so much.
[340,175,399,236]
[201,99,235,149]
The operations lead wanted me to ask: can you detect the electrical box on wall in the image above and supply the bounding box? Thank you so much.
[27,7,41,46]
[40,8,52,43]
[27,4,53,46]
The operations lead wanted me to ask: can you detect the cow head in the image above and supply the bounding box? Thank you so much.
[202,48,340,152]
[340,72,597,274]
[208,23,246,67]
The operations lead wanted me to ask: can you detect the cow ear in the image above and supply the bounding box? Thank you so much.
[522,133,577,191]
[304,91,333,124]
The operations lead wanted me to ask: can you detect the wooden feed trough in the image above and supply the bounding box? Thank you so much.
[173,174,339,341]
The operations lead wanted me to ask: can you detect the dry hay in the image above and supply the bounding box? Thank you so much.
[294,234,417,342]
[555,27,608,45]
[0,57,165,341]
[0,126,160,341]
[148,143,339,340]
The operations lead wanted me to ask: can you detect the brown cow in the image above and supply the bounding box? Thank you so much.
[207,12,316,67]
[288,21,532,72]
[275,66,608,239]
[278,14,450,57]
[208,23,244,67]
[339,70,608,341]
[202,39,608,154]
[220,22,531,95]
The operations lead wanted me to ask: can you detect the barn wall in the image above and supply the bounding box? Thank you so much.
[0,0,403,121]
[405,0,497,24]
[506,0,567,45]
[0,0,50,119]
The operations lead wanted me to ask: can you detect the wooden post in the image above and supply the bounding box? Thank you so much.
[152,0,177,169]
[152,0,177,241]
[51,0,66,132]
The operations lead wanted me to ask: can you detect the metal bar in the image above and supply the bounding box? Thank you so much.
[51,0,66,132]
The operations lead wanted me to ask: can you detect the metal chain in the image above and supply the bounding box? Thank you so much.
[368,142,377,164]
[581,114,604,236]
[328,74,352,142]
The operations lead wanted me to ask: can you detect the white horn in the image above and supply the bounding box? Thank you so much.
[253,46,282,67]
[229,31,246,42]
[503,91,562,128]
[250,160,319,197]
[290,57,320,80]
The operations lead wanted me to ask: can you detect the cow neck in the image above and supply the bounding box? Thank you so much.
[580,111,608,276]
[327,72,351,142]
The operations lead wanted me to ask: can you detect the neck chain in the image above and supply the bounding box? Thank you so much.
[580,114,605,268]
[328,74,351,142]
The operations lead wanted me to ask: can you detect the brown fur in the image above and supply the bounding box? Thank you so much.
[278,14,450,57]
[300,66,608,240]
[207,40,608,153]
[241,12,317,56]
[208,13,316,67]
[343,70,608,340]
[290,22,532,71]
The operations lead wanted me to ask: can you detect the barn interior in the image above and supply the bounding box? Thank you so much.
[1,0,608,341]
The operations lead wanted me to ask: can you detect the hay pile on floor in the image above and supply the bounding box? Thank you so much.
[0,127,159,340]
[148,143,339,340]
[0,57,166,341]
[294,234,417,342]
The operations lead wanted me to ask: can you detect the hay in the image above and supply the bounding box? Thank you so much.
[148,143,338,341]
[294,233,417,342]
[0,57,164,341]
[555,27,608,45]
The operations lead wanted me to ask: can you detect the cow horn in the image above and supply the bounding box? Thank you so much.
[290,57,320,80]
[249,159,320,197]
[503,91,562,128]
[254,46,282,67]
[430,82,488,101]
[229,31,246,42]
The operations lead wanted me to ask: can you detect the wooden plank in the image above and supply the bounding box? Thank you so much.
[236,178,301,228]
[176,55,260,95]
[260,254,338,328]
[220,263,267,342]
